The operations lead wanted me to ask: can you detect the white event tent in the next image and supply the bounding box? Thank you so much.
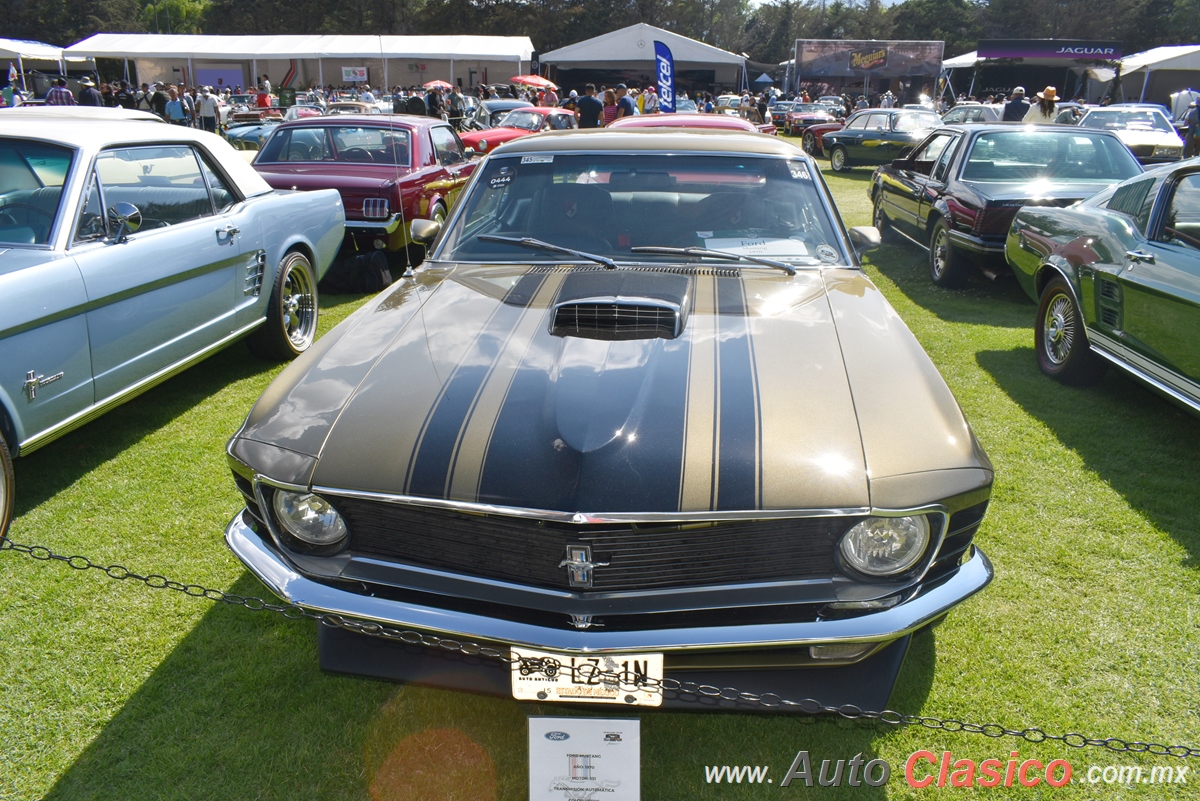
[1,37,100,92]
[65,33,534,91]
[540,23,746,89]
[1115,45,1200,104]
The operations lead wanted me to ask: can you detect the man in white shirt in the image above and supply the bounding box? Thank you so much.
[196,87,219,133]
[361,84,376,104]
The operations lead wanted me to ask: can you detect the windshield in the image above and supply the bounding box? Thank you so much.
[961,130,1144,182]
[257,125,411,165]
[499,110,544,131]
[0,139,73,246]
[1079,110,1174,133]
[439,153,845,267]
[791,104,828,114]
[893,112,940,131]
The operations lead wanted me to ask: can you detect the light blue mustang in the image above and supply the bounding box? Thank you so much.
[0,114,345,538]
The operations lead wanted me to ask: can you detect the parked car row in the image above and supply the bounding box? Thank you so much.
[4,106,1196,721]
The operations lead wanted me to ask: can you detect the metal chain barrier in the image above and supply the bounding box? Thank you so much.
[4,535,1199,759]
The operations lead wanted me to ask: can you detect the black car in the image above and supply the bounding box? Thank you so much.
[822,108,941,172]
[869,123,1144,287]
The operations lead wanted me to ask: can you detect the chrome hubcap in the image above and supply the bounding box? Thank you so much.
[932,231,947,275]
[281,262,316,347]
[1044,294,1074,365]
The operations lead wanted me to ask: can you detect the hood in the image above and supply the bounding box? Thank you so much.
[238,265,985,514]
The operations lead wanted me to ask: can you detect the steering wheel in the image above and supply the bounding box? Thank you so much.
[340,147,373,163]
[0,204,55,224]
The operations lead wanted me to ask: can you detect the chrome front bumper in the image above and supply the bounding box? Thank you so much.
[225,509,993,655]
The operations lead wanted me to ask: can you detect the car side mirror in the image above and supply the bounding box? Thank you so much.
[410,218,441,245]
[107,202,141,242]
[848,226,882,254]
[891,158,910,170]
[465,148,481,158]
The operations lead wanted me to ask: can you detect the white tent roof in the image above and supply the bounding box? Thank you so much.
[942,51,978,70]
[65,33,533,61]
[0,37,64,61]
[1120,45,1200,74]
[541,23,743,68]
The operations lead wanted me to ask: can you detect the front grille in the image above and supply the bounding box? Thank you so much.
[552,302,680,341]
[1128,143,1157,158]
[334,498,853,591]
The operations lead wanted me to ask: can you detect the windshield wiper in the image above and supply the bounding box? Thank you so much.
[477,235,617,269]
[629,245,797,275]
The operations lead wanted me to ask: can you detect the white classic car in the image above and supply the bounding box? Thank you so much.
[0,118,345,539]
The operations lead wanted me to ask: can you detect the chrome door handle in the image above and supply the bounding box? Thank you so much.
[1125,250,1155,264]
[218,224,241,237]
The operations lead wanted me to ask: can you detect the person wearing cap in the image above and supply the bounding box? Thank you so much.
[1002,86,1029,121]
[114,80,136,109]
[196,86,219,133]
[77,76,103,106]
[361,84,376,104]
[542,83,558,107]
[615,83,636,120]
[150,82,169,119]
[643,85,659,114]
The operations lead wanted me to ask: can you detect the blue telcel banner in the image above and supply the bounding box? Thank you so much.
[654,40,676,113]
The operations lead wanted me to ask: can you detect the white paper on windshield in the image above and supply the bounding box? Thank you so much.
[703,236,809,257]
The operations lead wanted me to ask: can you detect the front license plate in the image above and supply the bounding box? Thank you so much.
[510,647,664,707]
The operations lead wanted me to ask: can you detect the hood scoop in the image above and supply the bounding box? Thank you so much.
[550,271,691,341]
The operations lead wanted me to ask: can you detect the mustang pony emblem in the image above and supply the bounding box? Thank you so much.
[558,544,609,588]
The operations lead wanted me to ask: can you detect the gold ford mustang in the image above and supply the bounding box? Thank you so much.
[224,129,994,711]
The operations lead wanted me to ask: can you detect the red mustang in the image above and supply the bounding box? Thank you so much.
[253,115,474,269]
[458,107,578,154]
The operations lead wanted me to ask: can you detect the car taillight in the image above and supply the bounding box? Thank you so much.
[363,198,390,220]
[971,204,1020,236]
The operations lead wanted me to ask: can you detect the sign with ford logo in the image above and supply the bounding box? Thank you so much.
[545,731,570,741]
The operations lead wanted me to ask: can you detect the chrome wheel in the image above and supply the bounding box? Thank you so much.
[1041,292,1076,367]
[280,258,317,351]
[803,132,818,155]
[928,219,967,287]
[248,251,319,360]
[830,146,848,172]
[1034,276,1107,385]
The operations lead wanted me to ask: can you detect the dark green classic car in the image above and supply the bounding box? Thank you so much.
[823,108,941,172]
[1006,159,1200,414]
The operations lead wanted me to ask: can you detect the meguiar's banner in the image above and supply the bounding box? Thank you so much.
[795,40,944,78]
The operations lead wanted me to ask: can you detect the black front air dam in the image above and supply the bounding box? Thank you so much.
[316,624,911,712]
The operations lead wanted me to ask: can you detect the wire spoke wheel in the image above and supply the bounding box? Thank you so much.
[1042,293,1076,366]
[1034,275,1107,385]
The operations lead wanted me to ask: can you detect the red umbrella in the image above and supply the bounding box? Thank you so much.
[423,79,453,90]
[510,74,558,91]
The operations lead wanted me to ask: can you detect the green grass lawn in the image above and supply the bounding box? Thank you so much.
[2,168,1198,800]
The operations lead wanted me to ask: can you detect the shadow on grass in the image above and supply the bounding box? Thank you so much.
[863,243,1034,330]
[38,570,938,800]
[11,292,370,521]
[12,343,272,517]
[977,347,1200,568]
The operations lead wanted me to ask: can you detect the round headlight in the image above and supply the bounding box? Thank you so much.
[840,515,930,577]
[272,490,348,546]
[477,139,488,152]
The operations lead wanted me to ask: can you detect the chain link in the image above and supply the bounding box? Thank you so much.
[5,535,1198,759]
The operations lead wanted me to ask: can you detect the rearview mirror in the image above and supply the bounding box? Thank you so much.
[848,226,882,254]
[410,218,441,245]
[107,202,141,243]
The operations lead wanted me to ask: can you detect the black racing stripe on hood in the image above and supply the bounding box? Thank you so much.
[403,271,549,497]
[475,304,693,513]
[715,274,762,511]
